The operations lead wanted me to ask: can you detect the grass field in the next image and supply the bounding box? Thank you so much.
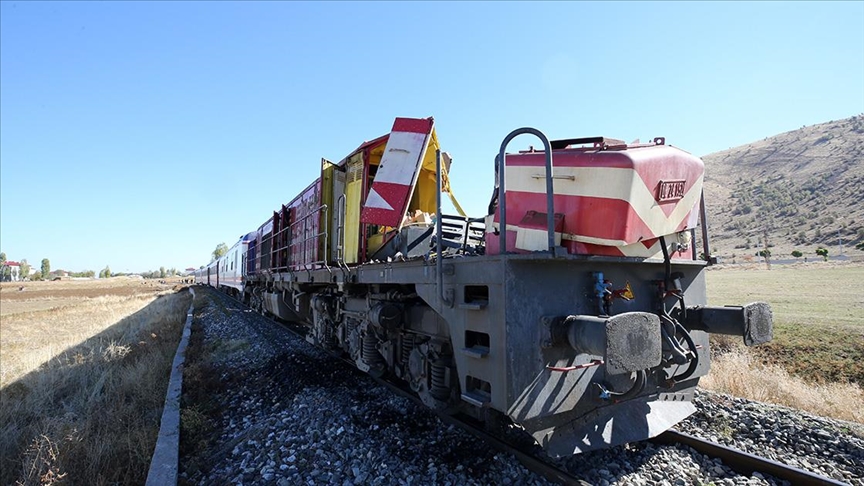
[0,277,191,485]
[701,261,864,424]
[706,261,864,385]
[0,277,178,317]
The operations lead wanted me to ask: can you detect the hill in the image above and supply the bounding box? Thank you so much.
[700,114,864,263]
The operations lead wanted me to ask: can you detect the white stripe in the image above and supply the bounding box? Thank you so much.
[617,239,665,258]
[505,166,702,239]
[364,189,394,210]
[374,131,429,185]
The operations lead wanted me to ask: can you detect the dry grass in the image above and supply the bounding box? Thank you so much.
[0,281,192,485]
[701,262,864,424]
[701,348,863,424]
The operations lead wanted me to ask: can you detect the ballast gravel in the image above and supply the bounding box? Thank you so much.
[179,290,863,486]
[681,391,864,485]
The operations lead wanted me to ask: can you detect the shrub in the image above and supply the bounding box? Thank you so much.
[816,247,829,261]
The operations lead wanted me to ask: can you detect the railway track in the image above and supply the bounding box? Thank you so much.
[208,287,849,486]
[426,409,849,485]
[366,371,592,486]
[214,290,592,485]
[652,430,848,486]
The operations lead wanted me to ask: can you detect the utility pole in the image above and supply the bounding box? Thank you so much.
[838,228,843,255]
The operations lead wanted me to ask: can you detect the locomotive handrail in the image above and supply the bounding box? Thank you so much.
[301,204,330,274]
[434,147,486,308]
[699,190,715,264]
[274,204,330,273]
[335,194,348,273]
[435,149,451,306]
[497,128,556,253]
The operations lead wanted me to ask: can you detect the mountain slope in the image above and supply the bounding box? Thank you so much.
[701,114,864,261]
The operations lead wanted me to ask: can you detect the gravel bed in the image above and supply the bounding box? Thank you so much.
[180,291,550,486]
[681,390,864,485]
[179,289,863,485]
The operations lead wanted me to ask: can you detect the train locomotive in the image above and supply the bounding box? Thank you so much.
[196,117,773,457]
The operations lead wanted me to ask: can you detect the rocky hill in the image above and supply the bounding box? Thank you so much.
[701,114,864,263]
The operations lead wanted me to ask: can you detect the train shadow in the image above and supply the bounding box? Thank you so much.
[0,287,192,486]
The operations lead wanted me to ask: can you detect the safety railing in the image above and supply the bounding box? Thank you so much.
[335,194,349,273]
[267,204,330,274]
[292,204,330,273]
[496,128,556,254]
[271,207,289,272]
[435,149,450,305]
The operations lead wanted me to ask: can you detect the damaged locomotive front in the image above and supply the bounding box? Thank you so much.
[198,118,773,458]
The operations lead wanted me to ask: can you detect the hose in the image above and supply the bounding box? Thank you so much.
[670,322,700,382]
[595,370,647,403]
[659,235,687,322]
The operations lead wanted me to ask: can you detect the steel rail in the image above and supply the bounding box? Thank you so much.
[653,429,848,486]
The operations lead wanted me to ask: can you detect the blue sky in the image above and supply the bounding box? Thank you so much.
[1,1,862,274]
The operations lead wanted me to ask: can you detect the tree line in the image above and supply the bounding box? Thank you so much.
[1,253,183,281]
[1,253,53,280]
[757,247,832,262]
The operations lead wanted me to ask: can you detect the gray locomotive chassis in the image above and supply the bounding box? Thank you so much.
[248,253,711,457]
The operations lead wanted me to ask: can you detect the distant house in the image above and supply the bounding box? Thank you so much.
[1,261,39,281]
[2,261,21,281]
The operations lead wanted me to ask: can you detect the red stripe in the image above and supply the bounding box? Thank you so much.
[361,206,403,228]
[369,181,411,207]
[392,117,434,134]
[566,241,625,256]
[504,145,704,219]
[498,192,657,244]
[360,182,412,227]
[566,241,690,259]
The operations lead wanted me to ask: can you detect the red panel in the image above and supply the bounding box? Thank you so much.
[497,191,655,244]
[392,117,434,133]
[361,181,412,228]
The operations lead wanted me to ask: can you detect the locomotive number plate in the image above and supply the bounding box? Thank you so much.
[657,179,686,202]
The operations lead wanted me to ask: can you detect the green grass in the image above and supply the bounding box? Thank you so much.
[706,263,864,384]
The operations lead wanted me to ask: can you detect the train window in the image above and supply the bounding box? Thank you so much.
[464,285,489,304]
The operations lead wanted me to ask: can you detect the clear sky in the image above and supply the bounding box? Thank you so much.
[1,1,862,274]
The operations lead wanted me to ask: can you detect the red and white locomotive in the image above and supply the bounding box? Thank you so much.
[197,117,772,456]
